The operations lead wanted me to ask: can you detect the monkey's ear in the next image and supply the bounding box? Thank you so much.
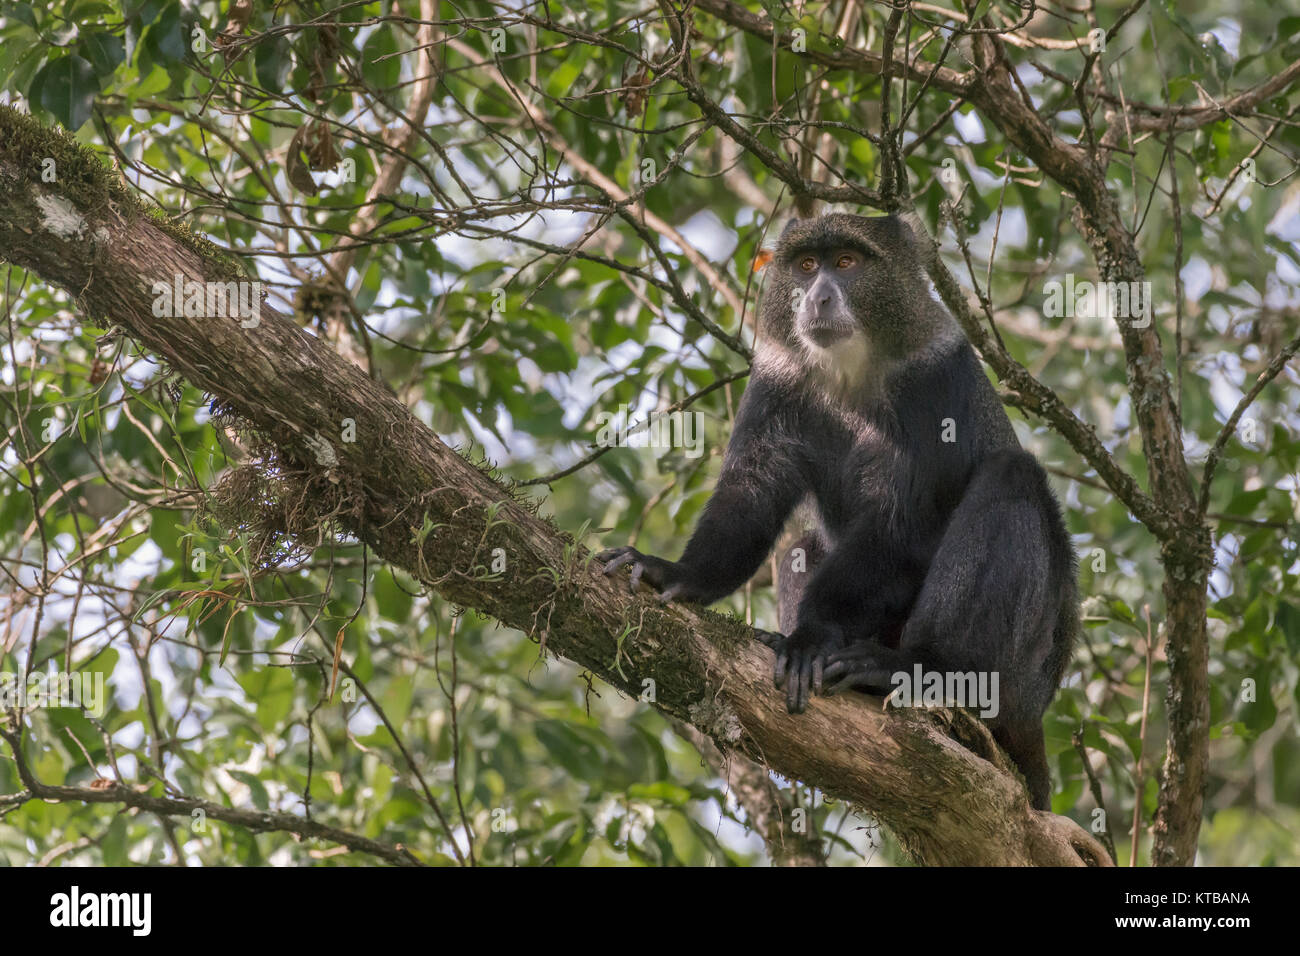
[894,210,938,268]
[770,216,811,259]
[778,217,804,239]
[893,210,926,245]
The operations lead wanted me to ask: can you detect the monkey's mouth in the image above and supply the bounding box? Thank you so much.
[805,324,853,348]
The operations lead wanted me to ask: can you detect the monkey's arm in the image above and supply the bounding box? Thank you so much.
[599,381,804,605]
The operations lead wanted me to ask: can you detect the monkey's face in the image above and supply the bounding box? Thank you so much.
[787,246,869,350]
[770,214,920,360]
[756,215,951,399]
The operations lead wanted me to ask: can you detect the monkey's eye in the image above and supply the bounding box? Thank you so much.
[799,256,817,273]
[836,253,857,269]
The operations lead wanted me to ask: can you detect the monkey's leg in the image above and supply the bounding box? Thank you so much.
[822,449,1072,810]
[755,530,829,671]
[777,530,828,635]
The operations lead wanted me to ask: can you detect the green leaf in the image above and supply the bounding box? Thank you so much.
[30,54,100,130]
[360,27,400,93]
[237,667,296,729]
[100,814,130,865]
[255,33,293,92]
[125,0,167,27]
[79,31,126,77]
[8,4,40,29]
[534,720,603,779]
[230,770,271,810]
[148,4,186,62]
[380,674,415,728]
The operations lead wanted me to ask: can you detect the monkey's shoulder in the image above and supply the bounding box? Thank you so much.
[887,336,1018,450]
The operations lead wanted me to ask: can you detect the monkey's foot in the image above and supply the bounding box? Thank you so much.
[821,645,903,697]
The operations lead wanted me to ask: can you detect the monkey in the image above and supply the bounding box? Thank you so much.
[598,213,1077,811]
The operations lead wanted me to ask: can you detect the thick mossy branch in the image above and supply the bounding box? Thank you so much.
[0,105,246,281]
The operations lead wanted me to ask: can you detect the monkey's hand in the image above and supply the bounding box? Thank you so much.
[771,622,846,714]
[597,547,714,604]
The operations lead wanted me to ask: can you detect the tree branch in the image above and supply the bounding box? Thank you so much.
[0,726,423,866]
[1197,327,1300,516]
[673,720,825,866]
